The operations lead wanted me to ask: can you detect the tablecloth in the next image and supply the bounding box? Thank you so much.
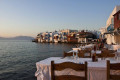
[35,57,120,80]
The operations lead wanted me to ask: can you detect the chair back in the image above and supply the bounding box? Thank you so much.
[78,50,91,58]
[96,54,102,58]
[51,61,87,80]
[84,49,92,58]
[107,60,120,80]
[63,51,85,58]
[78,50,85,58]
[101,50,115,58]
[63,51,74,57]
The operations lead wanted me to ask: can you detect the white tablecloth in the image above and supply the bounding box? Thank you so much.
[72,48,81,51]
[107,45,120,50]
[72,44,94,51]
[35,57,120,80]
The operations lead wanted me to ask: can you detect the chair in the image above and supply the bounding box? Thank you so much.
[109,50,117,53]
[101,50,115,58]
[107,60,120,80]
[63,51,84,58]
[102,48,108,51]
[84,48,92,51]
[78,49,91,58]
[96,54,102,58]
[78,50,85,58]
[63,51,74,57]
[51,61,87,80]
[102,49,116,54]
[84,49,92,58]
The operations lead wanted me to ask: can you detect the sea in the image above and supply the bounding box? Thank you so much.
[0,40,76,80]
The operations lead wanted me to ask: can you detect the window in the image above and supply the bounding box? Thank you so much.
[117,14,119,20]
[119,13,120,20]
[111,18,114,24]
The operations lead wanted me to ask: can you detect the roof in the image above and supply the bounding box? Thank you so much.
[113,10,120,16]
[104,31,114,34]
[77,32,94,38]
[78,32,93,35]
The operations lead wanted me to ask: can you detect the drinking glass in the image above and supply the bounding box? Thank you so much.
[91,50,95,58]
[75,52,79,63]
[73,52,75,59]
[115,53,119,61]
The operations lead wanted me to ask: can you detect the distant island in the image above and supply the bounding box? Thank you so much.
[0,36,34,40]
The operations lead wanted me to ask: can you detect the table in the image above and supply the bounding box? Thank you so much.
[107,45,120,50]
[35,57,120,80]
[72,44,95,51]
[68,50,101,55]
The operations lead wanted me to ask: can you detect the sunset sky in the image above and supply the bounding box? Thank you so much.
[0,0,120,37]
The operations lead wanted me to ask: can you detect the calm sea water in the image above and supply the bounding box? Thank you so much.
[0,40,75,80]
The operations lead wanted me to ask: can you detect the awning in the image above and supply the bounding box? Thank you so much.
[104,31,114,34]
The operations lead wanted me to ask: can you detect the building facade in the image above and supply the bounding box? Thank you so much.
[113,10,120,44]
[35,29,98,43]
[101,6,120,44]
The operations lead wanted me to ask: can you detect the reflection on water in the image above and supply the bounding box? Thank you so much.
[0,40,75,80]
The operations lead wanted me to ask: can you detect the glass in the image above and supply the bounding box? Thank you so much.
[73,52,75,59]
[91,50,96,58]
[101,57,105,60]
[115,52,119,61]
[74,51,79,63]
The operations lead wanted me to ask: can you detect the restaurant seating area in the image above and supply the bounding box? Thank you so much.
[35,44,120,80]
[65,47,116,58]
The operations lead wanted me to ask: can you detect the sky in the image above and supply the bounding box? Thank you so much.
[0,0,120,37]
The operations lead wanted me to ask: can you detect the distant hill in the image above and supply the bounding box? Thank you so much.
[0,36,34,40]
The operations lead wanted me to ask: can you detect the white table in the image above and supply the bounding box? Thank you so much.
[107,45,120,50]
[72,44,94,51]
[68,50,78,53]
[35,57,120,80]
[72,48,82,50]
[84,44,95,48]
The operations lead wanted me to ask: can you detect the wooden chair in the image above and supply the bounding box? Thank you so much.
[103,49,116,54]
[96,54,102,58]
[63,51,74,57]
[63,51,84,58]
[84,49,92,58]
[78,50,91,58]
[107,60,120,80]
[63,51,85,58]
[101,50,115,58]
[93,49,115,58]
[109,50,117,53]
[78,50,85,58]
[102,48,108,51]
[96,53,115,58]
[51,61,87,80]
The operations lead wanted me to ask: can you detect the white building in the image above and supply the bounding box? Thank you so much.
[49,32,54,42]
[100,6,120,44]
[53,31,62,43]
[99,27,107,39]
